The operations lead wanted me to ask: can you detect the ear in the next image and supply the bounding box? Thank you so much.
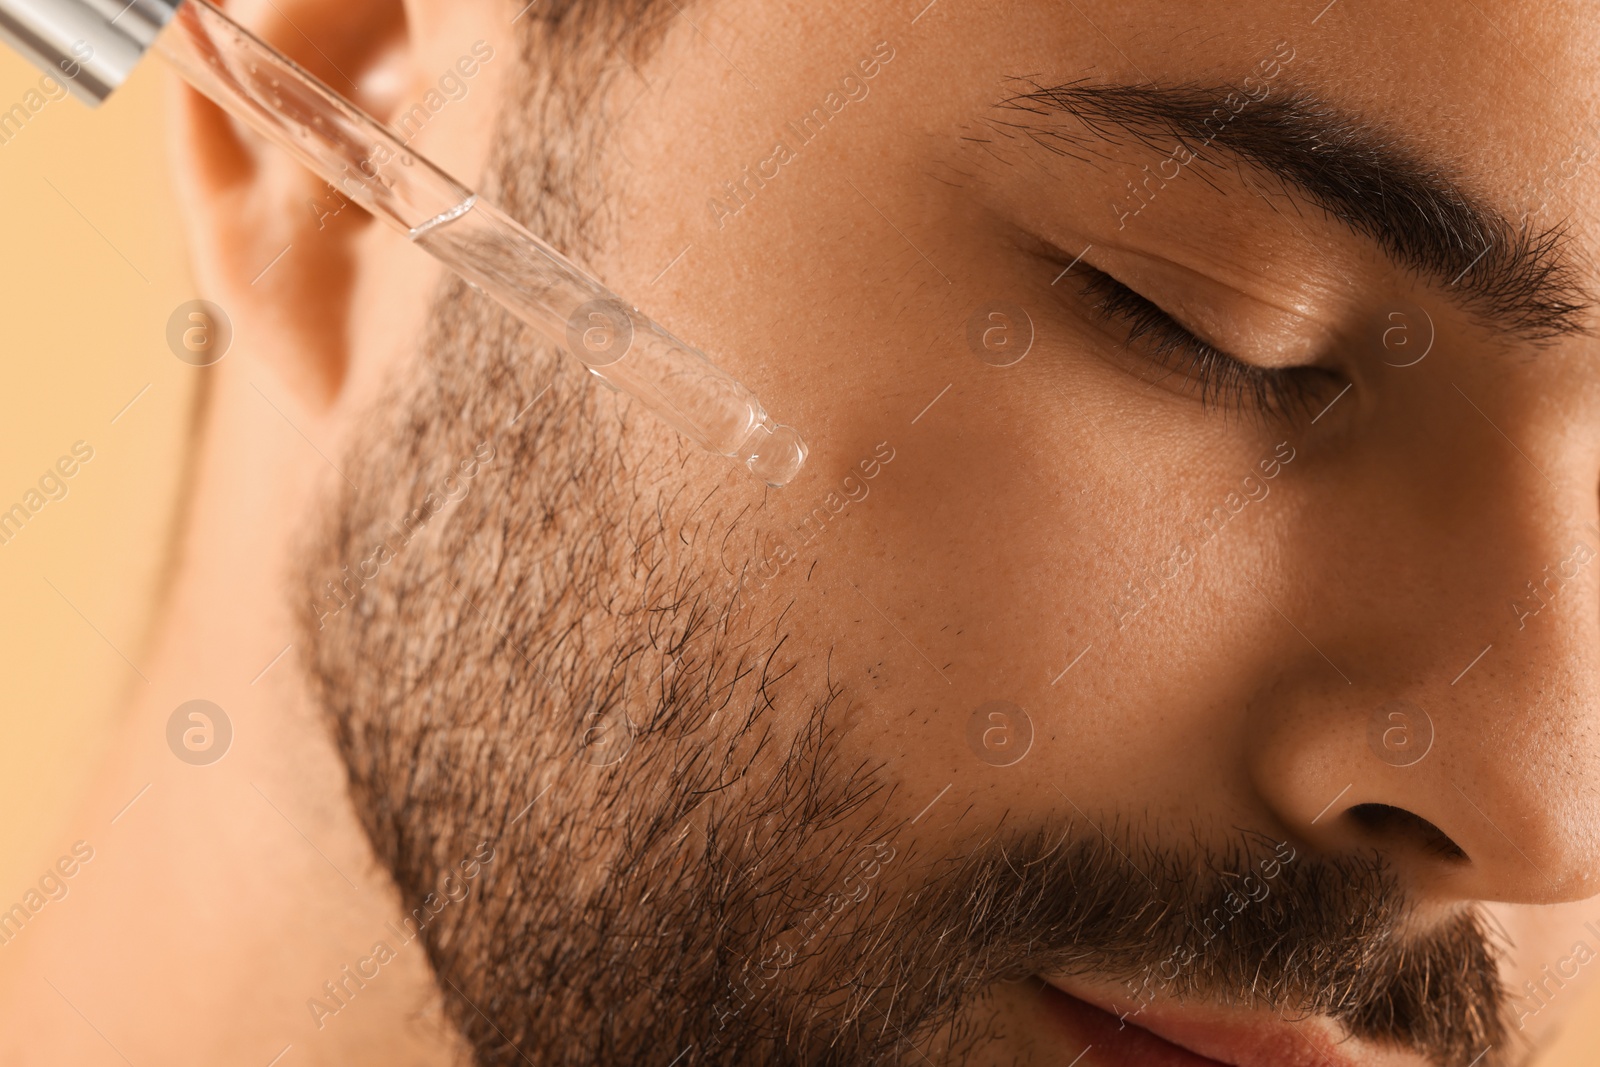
[165,0,512,411]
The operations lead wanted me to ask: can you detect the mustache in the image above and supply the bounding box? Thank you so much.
[891,822,1509,1067]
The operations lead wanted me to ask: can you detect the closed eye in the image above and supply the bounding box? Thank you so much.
[1071,266,1343,423]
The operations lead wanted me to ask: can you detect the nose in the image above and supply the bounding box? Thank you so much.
[1247,376,1600,905]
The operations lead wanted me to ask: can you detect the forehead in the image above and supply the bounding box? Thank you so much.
[644,0,1600,215]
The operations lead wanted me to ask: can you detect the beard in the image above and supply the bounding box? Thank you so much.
[292,30,1514,1067]
[294,280,1515,1067]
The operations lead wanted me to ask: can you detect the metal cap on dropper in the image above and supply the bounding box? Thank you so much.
[0,0,182,104]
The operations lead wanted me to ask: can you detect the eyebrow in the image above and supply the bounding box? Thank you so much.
[987,81,1590,340]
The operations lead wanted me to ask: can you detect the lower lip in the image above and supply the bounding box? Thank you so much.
[1037,982,1231,1066]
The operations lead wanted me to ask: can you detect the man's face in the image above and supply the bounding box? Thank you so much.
[298,0,1600,1063]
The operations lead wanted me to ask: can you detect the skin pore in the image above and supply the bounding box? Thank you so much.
[3,0,1600,1065]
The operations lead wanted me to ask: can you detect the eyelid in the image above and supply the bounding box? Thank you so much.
[1067,266,1341,421]
[1079,267,1242,363]
[1025,225,1342,368]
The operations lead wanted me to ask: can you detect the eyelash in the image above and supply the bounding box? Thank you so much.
[1074,268,1338,421]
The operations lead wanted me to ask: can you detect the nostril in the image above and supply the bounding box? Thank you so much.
[1347,802,1469,862]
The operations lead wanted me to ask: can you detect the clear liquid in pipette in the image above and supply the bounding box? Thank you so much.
[409,200,808,487]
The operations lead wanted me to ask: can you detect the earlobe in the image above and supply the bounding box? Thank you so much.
[164,0,411,412]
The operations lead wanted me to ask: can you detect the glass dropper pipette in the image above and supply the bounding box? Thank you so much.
[0,0,809,486]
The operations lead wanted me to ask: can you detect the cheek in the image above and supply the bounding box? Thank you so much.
[593,6,1276,841]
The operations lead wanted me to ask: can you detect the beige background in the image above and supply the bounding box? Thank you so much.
[0,55,192,884]
[0,38,1596,1067]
